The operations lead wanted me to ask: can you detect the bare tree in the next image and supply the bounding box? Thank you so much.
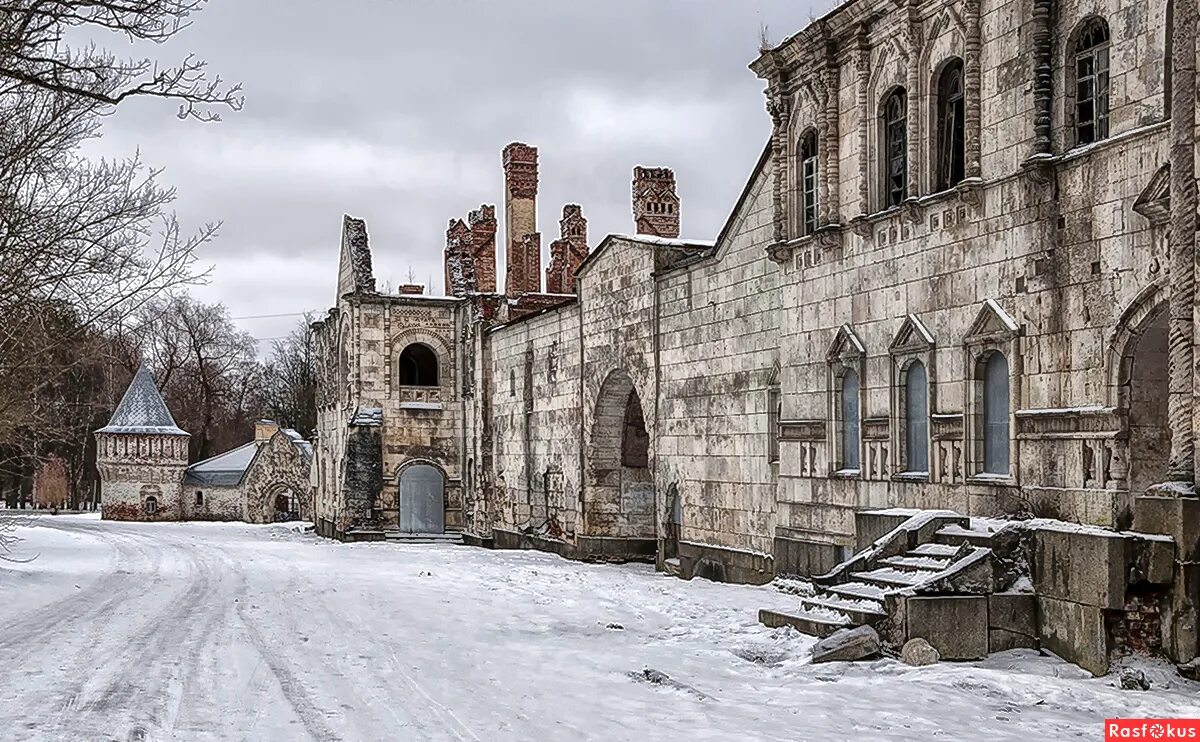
[261,316,317,439]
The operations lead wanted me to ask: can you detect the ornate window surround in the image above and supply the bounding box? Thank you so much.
[827,324,866,477]
[963,299,1022,485]
[889,314,936,480]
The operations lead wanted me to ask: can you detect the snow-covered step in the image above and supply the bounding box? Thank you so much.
[758,607,851,638]
[851,567,932,589]
[878,554,951,571]
[801,595,886,625]
[826,581,887,601]
[910,542,961,557]
[933,524,995,547]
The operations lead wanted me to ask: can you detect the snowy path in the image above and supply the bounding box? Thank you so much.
[0,517,1197,741]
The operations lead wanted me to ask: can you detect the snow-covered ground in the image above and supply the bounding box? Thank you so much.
[1,516,1197,741]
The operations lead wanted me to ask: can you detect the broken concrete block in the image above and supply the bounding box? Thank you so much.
[989,592,1038,637]
[901,638,940,666]
[906,595,989,660]
[1033,526,1128,609]
[989,628,1039,652]
[1119,667,1150,690]
[811,625,881,664]
[1037,596,1111,676]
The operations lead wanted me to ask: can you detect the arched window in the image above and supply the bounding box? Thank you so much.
[145,496,158,515]
[904,361,929,473]
[983,352,1010,475]
[840,369,861,471]
[799,129,819,236]
[398,343,439,386]
[881,88,909,208]
[1072,18,1110,146]
[936,59,966,191]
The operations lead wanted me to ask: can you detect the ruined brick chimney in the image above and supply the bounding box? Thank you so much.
[444,218,474,297]
[546,204,589,294]
[503,142,541,295]
[632,166,680,239]
[468,204,497,292]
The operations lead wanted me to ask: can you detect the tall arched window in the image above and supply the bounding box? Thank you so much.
[936,59,966,191]
[983,352,1011,475]
[799,129,819,236]
[840,369,861,471]
[398,343,439,386]
[904,361,929,473]
[882,88,909,208]
[1073,18,1110,146]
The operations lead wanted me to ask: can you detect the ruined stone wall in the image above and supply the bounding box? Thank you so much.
[760,0,1175,559]
[487,304,583,537]
[652,162,782,557]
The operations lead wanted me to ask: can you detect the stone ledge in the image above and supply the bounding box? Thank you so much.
[679,540,773,585]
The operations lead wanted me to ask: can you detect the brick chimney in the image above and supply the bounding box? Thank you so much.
[398,284,424,295]
[255,419,281,444]
[503,142,541,295]
[444,218,474,297]
[632,166,680,239]
[546,204,589,294]
[468,204,497,293]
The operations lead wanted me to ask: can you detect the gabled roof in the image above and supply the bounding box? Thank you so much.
[890,314,936,353]
[95,365,188,436]
[182,428,311,486]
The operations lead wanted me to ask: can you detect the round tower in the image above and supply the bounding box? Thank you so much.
[94,365,190,521]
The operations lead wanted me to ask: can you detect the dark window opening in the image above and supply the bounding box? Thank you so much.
[882,89,908,208]
[936,60,966,191]
[145,496,158,515]
[1074,18,1110,146]
[800,129,819,236]
[195,491,204,506]
[399,343,439,387]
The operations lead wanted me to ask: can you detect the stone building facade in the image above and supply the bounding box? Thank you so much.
[313,0,1200,670]
[95,367,313,522]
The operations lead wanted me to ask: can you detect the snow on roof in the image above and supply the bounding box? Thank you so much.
[351,407,384,426]
[184,442,257,486]
[95,365,188,437]
[609,233,716,248]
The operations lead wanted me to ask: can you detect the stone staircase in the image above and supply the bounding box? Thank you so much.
[761,511,1001,641]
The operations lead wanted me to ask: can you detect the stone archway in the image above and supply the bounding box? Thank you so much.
[398,462,445,534]
[267,483,301,522]
[1119,302,1170,495]
[583,369,655,544]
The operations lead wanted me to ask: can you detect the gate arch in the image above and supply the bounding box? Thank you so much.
[397,461,446,534]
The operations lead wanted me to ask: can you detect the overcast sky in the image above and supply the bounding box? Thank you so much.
[84,0,831,348]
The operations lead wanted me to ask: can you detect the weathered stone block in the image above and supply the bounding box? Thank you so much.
[1129,535,1175,586]
[1033,526,1128,609]
[812,625,881,663]
[989,628,1039,652]
[901,638,940,666]
[906,595,989,660]
[1134,496,1200,563]
[1037,596,1110,676]
[989,592,1038,637]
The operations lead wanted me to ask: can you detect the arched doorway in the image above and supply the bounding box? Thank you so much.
[399,464,445,534]
[584,369,655,540]
[1123,304,1170,493]
[270,484,300,522]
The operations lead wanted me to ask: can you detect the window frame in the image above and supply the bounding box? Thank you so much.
[963,300,1022,484]
[827,325,866,478]
[889,315,936,481]
[398,342,440,387]
[799,128,820,237]
[935,59,966,192]
[880,88,909,209]
[1070,17,1111,147]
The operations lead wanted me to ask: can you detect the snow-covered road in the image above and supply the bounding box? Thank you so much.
[0,516,1197,741]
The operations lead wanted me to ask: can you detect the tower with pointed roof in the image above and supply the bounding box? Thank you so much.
[95,365,190,520]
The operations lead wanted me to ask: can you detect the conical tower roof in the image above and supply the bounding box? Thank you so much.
[95,365,189,436]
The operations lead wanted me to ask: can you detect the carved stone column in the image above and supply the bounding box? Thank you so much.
[905,0,922,199]
[963,0,983,178]
[823,38,842,225]
[766,82,792,245]
[855,23,871,216]
[1173,0,1198,485]
[1028,0,1054,161]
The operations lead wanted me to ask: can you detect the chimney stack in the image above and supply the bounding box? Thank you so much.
[444,218,474,297]
[503,142,541,295]
[468,205,497,293]
[546,204,589,294]
[632,166,680,239]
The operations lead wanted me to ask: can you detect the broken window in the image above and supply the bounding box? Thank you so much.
[799,129,819,236]
[145,496,158,515]
[621,392,649,468]
[1073,18,1110,146]
[881,88,908,208]
[840,369,861,471]
[398,343,439,386]
[195,491,203,506]
[936,59,966,191]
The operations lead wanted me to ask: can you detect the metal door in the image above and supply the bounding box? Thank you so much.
[400,464,445,533]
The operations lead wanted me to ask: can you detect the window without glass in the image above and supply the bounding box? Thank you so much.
[800,130,819,236]
[882,89,908,208]
[983,352,1011,475]
[840,369,861,470]
[936,60,966,191]
[1073,18,1110,146]
[399,343,439,386]
[904,362,929,473]
[768,386,781,463]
